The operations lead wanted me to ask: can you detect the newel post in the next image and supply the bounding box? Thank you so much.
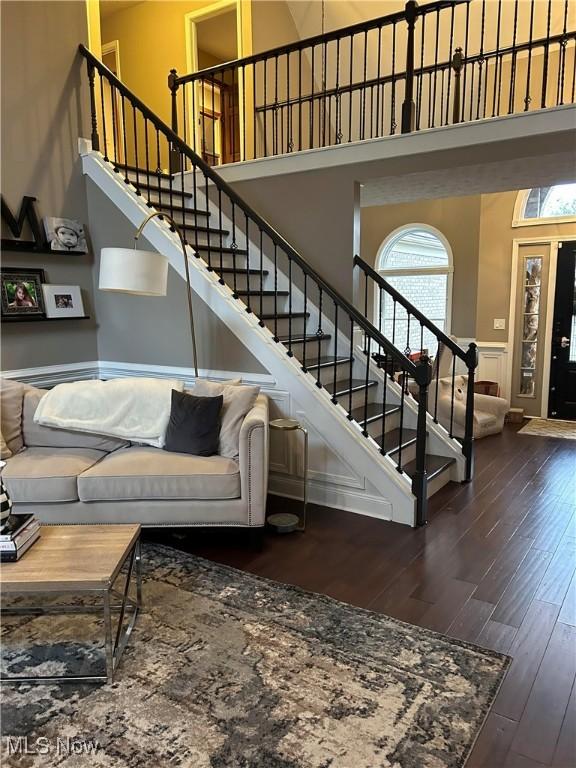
[168,68,182,174]
[401,0,419,134]
[413,354,432,526]
[451,47,464,124]
[463,342,478,482]
[87,62,100,152]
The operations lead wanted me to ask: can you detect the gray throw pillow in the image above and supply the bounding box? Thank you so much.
[192,380,260,459]
[164,390,223,456]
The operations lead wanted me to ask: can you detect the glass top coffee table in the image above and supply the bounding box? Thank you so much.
[0,524,141,685]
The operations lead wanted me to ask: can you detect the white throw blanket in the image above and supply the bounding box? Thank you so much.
[34,378,184,447]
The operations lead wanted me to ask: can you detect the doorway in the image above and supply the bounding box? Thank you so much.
[548,241,576,420]
[185,0,250,165]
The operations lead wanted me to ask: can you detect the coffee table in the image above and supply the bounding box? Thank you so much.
[0,524,141,684]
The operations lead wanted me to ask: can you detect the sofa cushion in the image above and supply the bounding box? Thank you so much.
[0,378,25,455]
[77,446,240,502]
[3,447,107,503]
[1,430,12,459]
[22,388,130,452]
[192,380,259,459]
[164,390,223,456]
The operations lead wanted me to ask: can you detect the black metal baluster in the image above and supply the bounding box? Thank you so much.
[392,300,397,346]
[273,55,279,156]
[417,14,425,129]
[120,95,128,180]
[491,0,502,117]
[362,331,370,435]
[508,0,519,114]
[348,36,353,141]
[231,201,237,298]
[241,66,247,161]
[182,79,188,158]
[397,372,405,471]
[434,354,440,423]
[316,288,323,386]
[360,29,368,140]
[287,257,293,356]
[390,23,397,134]
[445,4,455,126]
[253,62,257,160]
[244,214,251,312]
[214,187,222,277]
[263,58,268,157]
[431,8,440,127]
[375,25,382,136]
[191,78,197,155]
[132,105,140,193]
[311,45,316,148]
[348,317,354,418]
[557,0,569,106]
[258,228,264,324]
[191,152,199,252]
[377,347,388,452]
[203,174,211,269]
[476,0,486,121]
[144,118,151,205]
[449,353,456,438]
[302,273,308,372]
[111,86,119,168]
[99,74,108,161]
[525,0,535,110]
[378,286,383,334]
[298,50,303,151]
[363,274,369,354]
[331,302,339,402]
[155,128,162,209]
[541,0,552,108]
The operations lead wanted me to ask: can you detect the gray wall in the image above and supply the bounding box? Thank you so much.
[1,0,98,371]
[86,180,264,373]
[232,168,359,303]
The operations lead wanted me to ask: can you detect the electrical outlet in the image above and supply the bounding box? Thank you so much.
[493,318,506,330]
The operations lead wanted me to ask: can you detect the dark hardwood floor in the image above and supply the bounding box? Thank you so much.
[147,424,576,768]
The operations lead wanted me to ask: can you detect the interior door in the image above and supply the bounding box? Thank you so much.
[548,241,576,420]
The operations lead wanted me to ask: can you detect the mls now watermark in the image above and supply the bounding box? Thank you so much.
[4,736,100,757]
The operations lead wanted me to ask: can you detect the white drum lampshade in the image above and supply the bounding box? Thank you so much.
[99,247,168,296]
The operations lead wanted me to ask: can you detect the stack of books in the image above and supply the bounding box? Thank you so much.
[0,514,40,562]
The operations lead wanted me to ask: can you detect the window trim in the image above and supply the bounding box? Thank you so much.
[512,188,576,228]
[375,223,454,338]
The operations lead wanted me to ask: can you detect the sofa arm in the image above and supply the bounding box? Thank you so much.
[239,394,269,527]
[473,392,510,417]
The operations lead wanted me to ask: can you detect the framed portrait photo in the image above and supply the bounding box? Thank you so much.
[43,217,87,253]
[41,284,85,318]
[1,268,46,318]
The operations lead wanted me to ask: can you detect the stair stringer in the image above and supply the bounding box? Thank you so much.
[81,143,418,525]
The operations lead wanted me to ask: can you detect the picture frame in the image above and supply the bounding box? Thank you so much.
[1,268,46,318]
[43,217,87,254]
[41,284,85,319]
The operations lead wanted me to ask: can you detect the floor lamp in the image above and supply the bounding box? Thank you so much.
[99,211,199,377]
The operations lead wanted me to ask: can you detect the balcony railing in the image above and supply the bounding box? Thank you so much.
[168,0,575,166]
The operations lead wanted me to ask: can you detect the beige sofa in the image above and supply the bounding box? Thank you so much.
[1,381,269,530]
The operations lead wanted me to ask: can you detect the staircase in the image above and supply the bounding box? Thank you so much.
[80,45,473,527]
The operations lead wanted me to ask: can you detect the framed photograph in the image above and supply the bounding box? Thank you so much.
[43,217,87,253]
[42,285,85,318]
[1,268,46,318]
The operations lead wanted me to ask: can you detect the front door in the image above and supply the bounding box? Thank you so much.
[548,241,576,420]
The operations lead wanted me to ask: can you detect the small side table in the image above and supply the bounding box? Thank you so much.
[267,418,308,533]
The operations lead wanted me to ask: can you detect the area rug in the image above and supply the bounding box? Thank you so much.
[1,543,509,768]
[519,417,576,439]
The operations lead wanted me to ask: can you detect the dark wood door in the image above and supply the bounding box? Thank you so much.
[548,241,576,420]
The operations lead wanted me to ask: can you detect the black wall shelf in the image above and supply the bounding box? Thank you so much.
[1,239,87,255]
[2,315,91,324]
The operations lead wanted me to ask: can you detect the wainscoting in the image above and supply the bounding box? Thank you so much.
[2,361,394,521]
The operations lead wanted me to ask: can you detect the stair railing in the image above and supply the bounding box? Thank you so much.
[354,255,478,482]
[80,44,434,526]
[168,0,575,164]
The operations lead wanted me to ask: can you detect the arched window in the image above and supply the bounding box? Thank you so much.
[513,183,576,227]
[376,226,453,356]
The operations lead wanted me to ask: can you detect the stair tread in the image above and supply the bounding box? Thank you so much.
[219,267,268,275]
[149,201,209,216]
[376,427,418,453]
[195,245,248,255]
[326,378,377,396]
[402,454,456,480]
[128,182,194,200]
[236,290,289,297]
[114,163,174,181]
[278,333,331,344]
[260,312,310,319]
[350,402,400,424]
[304,355,353,368]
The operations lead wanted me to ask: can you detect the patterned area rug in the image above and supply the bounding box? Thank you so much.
[1,544,509,767]
[519,418,576,439]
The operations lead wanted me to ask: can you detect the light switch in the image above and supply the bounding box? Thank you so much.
[493,318,506,330]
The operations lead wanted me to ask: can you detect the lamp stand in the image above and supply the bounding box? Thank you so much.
[134,211,199,378]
